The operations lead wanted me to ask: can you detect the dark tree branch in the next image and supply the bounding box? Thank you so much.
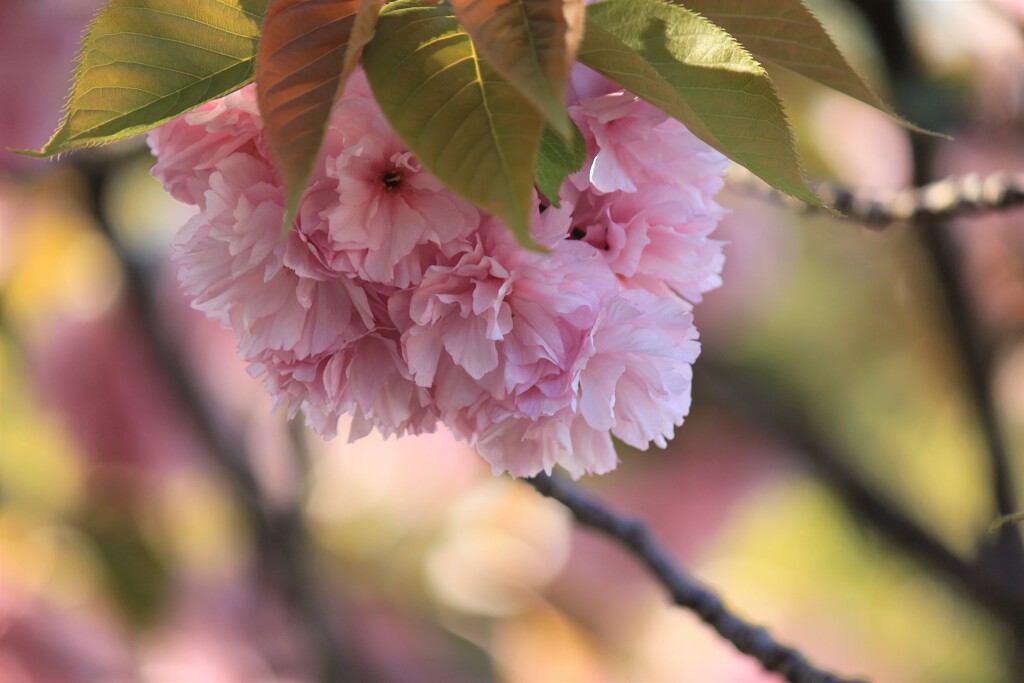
[727,167,1024,229]
[701,368,1024,633]
[71,152,368,683]
[859,0,1024,588]
[918,221,1024,573]
[756,3,1024,670]
[527,473,869,683]
[726,160,1024,587]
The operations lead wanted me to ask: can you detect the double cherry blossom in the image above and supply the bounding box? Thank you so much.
[150,68,728,477]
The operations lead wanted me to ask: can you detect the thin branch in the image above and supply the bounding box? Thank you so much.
[991,512,1024,533]
[727,166,1024,228]
[738,0,1024,664]
[71,152,368,683]
[527,473,868,683]
[859,0,1024,664]
[918,221,1024,573]
[701,368,1024,633]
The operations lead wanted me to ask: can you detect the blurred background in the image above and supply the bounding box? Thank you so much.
[2,0,1024,681]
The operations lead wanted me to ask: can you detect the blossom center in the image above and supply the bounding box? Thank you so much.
[381,169,403,190]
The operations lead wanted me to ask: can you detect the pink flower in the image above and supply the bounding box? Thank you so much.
[566,65,728,198]
[252,333,437,441]
[311,81,482,287]
[581,290,699,449]
[565,184,726,301]
[173,152,375,360]
[149,87,265,207]
[153,67,726,477]
[398,236,514,386]
[546,65,731,303]
[472,288,698,477]
[498,240,616,420]
[475,408,618,478]
[325,332,438,440]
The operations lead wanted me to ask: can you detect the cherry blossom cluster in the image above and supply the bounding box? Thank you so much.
[149,67,727,477]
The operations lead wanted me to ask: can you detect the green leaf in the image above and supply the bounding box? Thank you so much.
[580,0,821,207]
[21,0,268,157]
[676,0,931,134]
[257,0,385,232]
[451,0,585,137]
[534,120,586,207]
[362,0,546,244]
[574,24,719,145]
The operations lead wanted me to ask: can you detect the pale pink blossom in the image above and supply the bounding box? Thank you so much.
[314,82,482,286]
[498,240,617,421]
[475,409,617,478]
[153,66,726,477]
[399,237,514,386]
[173,152,375,360]
[582,290,699,449]
[472,289,698,477]
[565,62,725,164]
[569,85,727,197]
[149,87,265,207]
[548,65,731,303]
[252,333,437,441]
[565,184,726,301]
[324,332,438,441]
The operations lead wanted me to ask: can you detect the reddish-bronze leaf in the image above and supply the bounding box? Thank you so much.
[257,0,384,230]
[452,0,584,136]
